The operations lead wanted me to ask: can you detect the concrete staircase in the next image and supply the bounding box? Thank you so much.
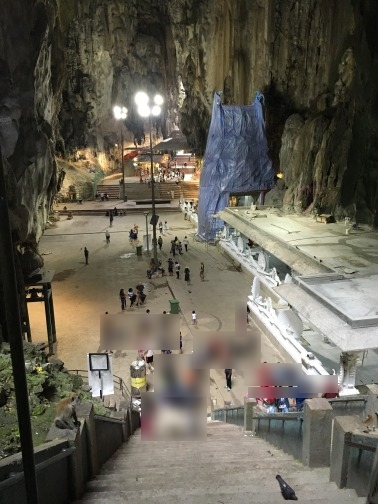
[74,421,364,504]
[123,183,154,201]
[96,184,120,199]
[158,180,199,201]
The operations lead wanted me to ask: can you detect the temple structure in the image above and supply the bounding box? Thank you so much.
[216,204,378,396]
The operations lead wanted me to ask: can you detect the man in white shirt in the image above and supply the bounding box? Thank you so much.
[183,236,189,252]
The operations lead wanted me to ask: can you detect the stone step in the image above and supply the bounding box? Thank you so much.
[86,470,333,490]
[77,488,362,504]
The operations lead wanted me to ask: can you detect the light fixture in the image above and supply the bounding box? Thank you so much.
[113,105,128,201]
[135,91,164,266]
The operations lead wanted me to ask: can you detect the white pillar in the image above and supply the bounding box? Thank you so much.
[338,352,361,396]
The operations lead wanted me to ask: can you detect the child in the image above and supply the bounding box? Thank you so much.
[192,310,197,326]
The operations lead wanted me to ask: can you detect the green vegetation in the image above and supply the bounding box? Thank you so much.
[0,342,109,459]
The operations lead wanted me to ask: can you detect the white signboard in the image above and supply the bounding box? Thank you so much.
[87,353,115,397]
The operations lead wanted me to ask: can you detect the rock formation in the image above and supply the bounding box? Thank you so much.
[1,0,378,251]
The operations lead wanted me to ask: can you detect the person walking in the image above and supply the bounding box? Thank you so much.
[178,242,183,255]
[183,236,189,252]
[191,310,197,326]
[163,221,168,234]
[184,266,190,284]
[158,236,163,251]
[179,332,183,354]
[159,221,163,234]
[105,230,110,245]
[200,262,205,281]
[170,240,176,257]
[84,247,89,265]
[109,210,114,227]
[128,288,137,307]
[119,289,126,311]
[175,261,180,279]
[224,369,232,391]
[167,258,174,276]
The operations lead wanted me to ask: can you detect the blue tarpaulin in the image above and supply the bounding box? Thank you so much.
[197,92,274,239]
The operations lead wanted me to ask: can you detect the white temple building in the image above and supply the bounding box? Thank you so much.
[212,204,378,397]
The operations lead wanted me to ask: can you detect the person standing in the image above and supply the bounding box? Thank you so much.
[200,262,205,281]
[175,261,180,279]
[84,247,89,265]
[184,266,190,284]
[191,310,197,326]
[167,258,174,276]
[178,242,183,255]
[144,349,154,372]
[179,332,183,354]
[109,210,114,227]
[159,221,163,234]
[224,369,232,391]
[163,221,168,234]
[158,236,163,251]
[105,230,110,245]
[183,236,189,252]
[170,240,176,257]
[119,289,126,311]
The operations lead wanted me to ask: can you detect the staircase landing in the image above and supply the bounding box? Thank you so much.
[75,421,363,504]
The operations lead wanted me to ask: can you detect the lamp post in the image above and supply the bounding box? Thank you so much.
[144,211,149,255]
[113,106,128,201]
[135,92,164,266]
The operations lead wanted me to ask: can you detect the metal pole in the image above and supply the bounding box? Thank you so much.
[145,213,149,255]
[121,128,125,201]
[149,116,158,265]
[0,148,40,504]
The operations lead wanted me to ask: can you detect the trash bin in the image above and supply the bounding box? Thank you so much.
[130,359,147,396]
[136,245,143,256]
[169,299,180,314]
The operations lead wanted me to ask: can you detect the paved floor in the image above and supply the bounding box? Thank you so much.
[33,207,284,411]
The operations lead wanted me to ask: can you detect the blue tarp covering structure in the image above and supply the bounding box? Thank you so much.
[197,92,274,240]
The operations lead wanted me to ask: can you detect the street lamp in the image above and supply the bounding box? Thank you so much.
[113,105,128,201]
[144,211,150,255]
[135,92,164,266]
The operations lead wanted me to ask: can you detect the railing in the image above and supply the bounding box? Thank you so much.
[68,369,131,401]
[213,406,244,427]
[0,405,140,504]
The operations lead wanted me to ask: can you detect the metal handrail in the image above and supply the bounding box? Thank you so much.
[345,440,376,453]
[254,412,303,422]
[68,369,131,400]
[328,396,368,404]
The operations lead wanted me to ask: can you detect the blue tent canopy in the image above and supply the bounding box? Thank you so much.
[197,92,274,239]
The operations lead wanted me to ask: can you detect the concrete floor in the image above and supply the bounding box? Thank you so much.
[32,208,284,410]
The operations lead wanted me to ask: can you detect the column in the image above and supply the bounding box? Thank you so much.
[338,352,361,396]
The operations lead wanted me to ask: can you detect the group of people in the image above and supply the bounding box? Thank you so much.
[166,258,204,283]
[95,192,109,201]
[119,283,146,310]
[169,235,189,256]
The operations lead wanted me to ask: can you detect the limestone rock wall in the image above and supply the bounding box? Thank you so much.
[1,0,378,250]
[59,0,179,154]
[0,0,67,244]
[167,0,378,225]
